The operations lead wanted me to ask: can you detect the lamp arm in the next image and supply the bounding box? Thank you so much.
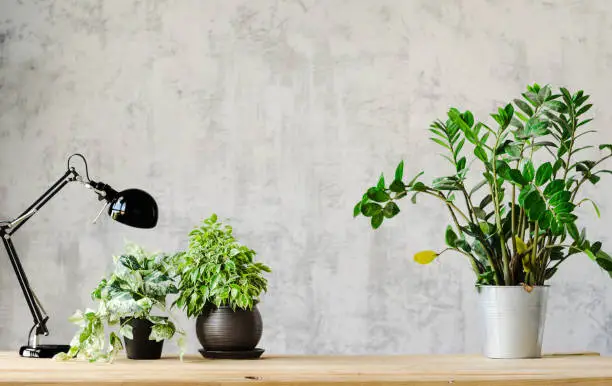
[0,167,80,343]
[5,168,79,236]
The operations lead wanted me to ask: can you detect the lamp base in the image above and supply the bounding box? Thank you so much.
[19,344,70,358]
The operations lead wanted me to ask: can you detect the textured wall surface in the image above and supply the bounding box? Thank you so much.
[1,0,612,355]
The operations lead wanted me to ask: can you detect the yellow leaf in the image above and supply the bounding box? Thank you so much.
[515,236,529,255]
[414,250,438,265]
[522,255,532,273]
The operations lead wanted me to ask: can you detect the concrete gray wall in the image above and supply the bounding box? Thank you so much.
[1,0,612,355]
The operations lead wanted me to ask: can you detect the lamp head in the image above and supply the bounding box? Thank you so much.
[89,181,158,229]
[108,189,158,229]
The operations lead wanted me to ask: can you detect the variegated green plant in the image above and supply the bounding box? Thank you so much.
[173,214,271,317]
[355,84,612,286]
[54,243,185,362]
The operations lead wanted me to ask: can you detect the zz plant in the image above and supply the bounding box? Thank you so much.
[173,214,271,317]
[355,84,612,286]
[55,243,184,362]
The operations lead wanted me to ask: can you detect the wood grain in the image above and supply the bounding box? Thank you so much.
[1,352,612,385]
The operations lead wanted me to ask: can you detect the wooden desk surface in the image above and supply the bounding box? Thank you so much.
[1,352,612,385]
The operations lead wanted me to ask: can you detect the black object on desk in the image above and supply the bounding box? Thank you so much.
[0,153,158,358]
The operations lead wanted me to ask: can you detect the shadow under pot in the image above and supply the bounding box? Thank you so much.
[196,303,262,351]
[120,317,164,360]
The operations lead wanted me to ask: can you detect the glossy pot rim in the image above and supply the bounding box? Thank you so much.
[203,301,260,310]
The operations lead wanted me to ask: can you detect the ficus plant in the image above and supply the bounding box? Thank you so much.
[54,243,184,362]
[355,84,612,286]
[172,214,271,318]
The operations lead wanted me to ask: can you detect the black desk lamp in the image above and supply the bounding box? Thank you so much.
[0,154,158,358]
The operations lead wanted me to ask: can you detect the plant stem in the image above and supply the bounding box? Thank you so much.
[529,221,539,285]
[570,153,612,201]
[460,186,477,223]
[491,133,511,285]
[422,190,471,223]
[563,99,577,181]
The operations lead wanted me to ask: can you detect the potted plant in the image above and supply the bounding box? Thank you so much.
[54,243,184,362]
[354,84,612,358]
[173,214,271,359]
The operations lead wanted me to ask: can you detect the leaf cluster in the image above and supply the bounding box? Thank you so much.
[355,84,612,286]
[172,214,271,318]
[55,243,185,362]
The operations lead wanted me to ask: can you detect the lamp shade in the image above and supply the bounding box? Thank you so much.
[107,189,158,228]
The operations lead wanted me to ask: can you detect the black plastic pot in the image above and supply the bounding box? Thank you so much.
[196,304,262,351]
[121,318,164,360]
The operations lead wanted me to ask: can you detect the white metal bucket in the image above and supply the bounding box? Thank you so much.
[477,285,548,359]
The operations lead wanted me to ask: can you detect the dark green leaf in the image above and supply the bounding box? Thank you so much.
[411,182,427,192]
[361,203,382,217]
[545,100,567,113]
[544,267,557,280]
[504,143,522,158]
[432,176,462,191]
[560,87,572,105]
[589,174,601,184]
[371,213,384,229]
[353,202,362,218]
[367,188,390,202]
[596,257,612,272]
[522,160,535,182]
[514,99,533,116]
[549,190,570,207]
[469,179,488,197]
[535,162,553,186]
[448,108,473,133]
[473,207,487,220]
[526,193,546,221]
[507,169,528,186]
[524,117,550,137]
[599,144,612,153]
[382,202,400,218]
[554,201,575,214]
[456,157,467,173]
[510,117,524,129]
[389,180,405,193]
[474,146,488,162]
[455,239,472,252]
[576,104,593,116]
[518,186,535,206]
[550,218,564,236]
[576,119,594,128]
[592,242,602,254]
[557,213,578,223]
[566,222,580,241]
[504,103,515,120]
[445,225,458,247]
[538,210,552,229]
[552,159,564,175]
[495,160,511,179]
[574,92,589,106]
[479,194,493,208]
[454,139,466,159]
[462,111,475,127]
[377,174,385,190]
[549,246,565,260]
[543,179,565,198]
[394,160,404,181]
